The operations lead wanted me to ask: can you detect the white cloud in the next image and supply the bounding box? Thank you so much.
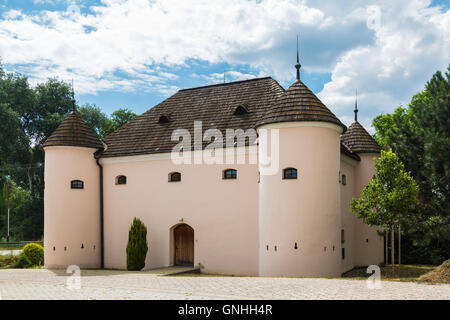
[0,0,448,128]
[0,0,332,94]
[317,0,450,129]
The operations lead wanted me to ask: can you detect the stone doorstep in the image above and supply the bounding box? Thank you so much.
[150,266,201,276]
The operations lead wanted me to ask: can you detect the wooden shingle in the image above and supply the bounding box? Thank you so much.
[341,121,381,154]
[43,111,103,149]
[256,80,346,132]
[101,77,284,158]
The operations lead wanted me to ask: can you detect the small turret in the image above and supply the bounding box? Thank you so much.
[43,108,103,269]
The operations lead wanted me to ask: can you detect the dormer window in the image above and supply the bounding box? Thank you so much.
[70,180,84,189]
[234,105,249,116]
[283,168,298,179]
[169,172,181,182]
[116,175,127,185]
[223,169,237,180]
[158,115,170,124]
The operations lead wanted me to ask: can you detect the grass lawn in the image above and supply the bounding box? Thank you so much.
[0,254,18,269]
[342,264,437,282]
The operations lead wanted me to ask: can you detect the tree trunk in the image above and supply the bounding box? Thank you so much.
[27,164,35,200]
[385,228,388,265]
[391,224,395,277]
[398,224,401,278]
[6,181,10,242]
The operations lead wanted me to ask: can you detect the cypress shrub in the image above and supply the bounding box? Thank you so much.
[22,243,44,266]
[126,218,148,271]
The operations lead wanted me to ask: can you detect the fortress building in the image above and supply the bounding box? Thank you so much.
[43,56,383,277]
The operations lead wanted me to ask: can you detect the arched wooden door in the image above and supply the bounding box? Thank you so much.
[174,224,194,266]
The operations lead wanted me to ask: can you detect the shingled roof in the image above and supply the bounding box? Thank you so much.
[256,80,346,132]
[101,77,284,158]
[341,121,381,154]
[43,111,104,149]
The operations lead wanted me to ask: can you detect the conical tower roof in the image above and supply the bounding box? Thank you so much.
[341,121,381,154]
[43,111,103,149]
[256,80,346,131]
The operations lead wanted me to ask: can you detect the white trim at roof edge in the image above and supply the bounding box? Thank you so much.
[99,145,259,164]
[257,121,344,134]
[43,145,99,152]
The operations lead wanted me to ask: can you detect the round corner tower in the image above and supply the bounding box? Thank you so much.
[43,110,103,269]
[256,78,346,277]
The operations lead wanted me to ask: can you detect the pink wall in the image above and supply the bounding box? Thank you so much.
[101,150,259,275]
[44,146,101,269]
[43,131,383,275]
[340,158,357,273]
[258,124,343,277]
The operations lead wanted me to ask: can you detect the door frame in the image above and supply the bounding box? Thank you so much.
[170,223,194,266]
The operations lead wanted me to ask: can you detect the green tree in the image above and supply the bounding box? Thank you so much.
[0,62,73,240]
[105,108,137,136]
[351,150,418,274]
[372,65,450,264]
[77,103,111,139]
[0,60,139,241]
[126,218,148,271]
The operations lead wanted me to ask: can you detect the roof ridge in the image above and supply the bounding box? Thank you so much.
[178,76,273,92]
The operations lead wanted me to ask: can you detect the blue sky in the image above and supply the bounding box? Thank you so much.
[0,0,449,130]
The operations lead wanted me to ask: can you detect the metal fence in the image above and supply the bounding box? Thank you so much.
[0,241,43,247]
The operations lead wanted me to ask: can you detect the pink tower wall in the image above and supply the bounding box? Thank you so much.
[44,146,101,269]
[258,123,343,277]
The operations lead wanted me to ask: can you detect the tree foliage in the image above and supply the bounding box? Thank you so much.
[105,108,137,137]
[0,61,137,241]
[372,65,450,264]
[77,104,110,139]
[351,150,419,228]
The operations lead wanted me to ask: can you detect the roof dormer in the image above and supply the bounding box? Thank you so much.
[158,115,170,124]
[234,105,249,116]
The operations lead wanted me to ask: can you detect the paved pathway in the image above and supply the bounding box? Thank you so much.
[0,269,448,300]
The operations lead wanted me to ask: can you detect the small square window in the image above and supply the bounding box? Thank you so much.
[223,169,237,179]
[283,168,297,179]
[70,180,84,189]
[116,175,127,185]
[169,172,181,182]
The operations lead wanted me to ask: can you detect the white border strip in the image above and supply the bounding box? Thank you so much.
[100,145,258,164]
[257,121,344,133]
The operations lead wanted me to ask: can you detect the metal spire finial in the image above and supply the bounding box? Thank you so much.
[354,88,358,122]
[295,35,301,81]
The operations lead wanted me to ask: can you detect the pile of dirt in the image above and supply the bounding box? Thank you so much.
[417,259,450,284]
